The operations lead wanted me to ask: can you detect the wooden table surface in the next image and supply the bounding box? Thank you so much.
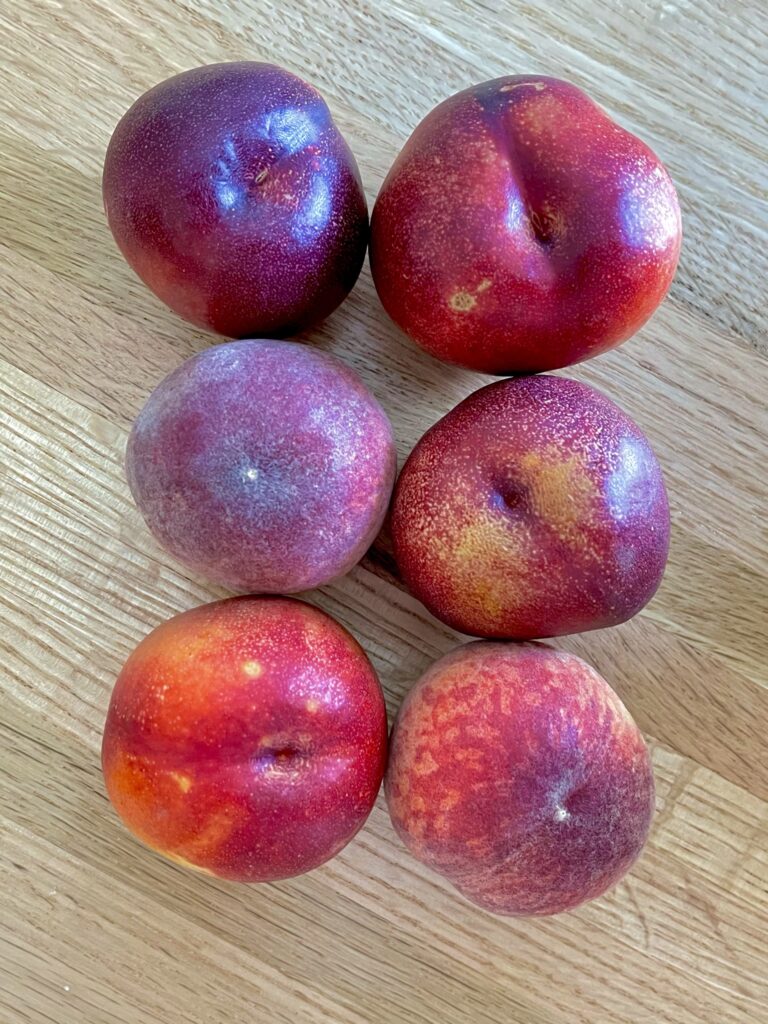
[1,2,766,1022]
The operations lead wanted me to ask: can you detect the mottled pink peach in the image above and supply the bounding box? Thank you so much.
[386,642,654,915]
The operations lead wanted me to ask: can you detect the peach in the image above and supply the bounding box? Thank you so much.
[126,339,396,593]
[370,75,681,373]
[386,642,655,915]
[102,596,388,881]
[391,374,669,639]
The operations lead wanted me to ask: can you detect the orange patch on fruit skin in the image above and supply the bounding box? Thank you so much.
[103,747,240,875]
[518,448,599,549]
[170,771,192,793]
[154,849,218,877]
[440,791,460,811]
[414,749,440,775]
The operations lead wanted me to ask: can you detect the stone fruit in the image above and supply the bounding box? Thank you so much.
[102,596,388,881]
[386,642,655,915]
[391,374,669,639]
[104,62,368,337]
[126,339,396,593]
[370,75,681,373]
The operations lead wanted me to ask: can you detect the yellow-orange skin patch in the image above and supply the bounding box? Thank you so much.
[385,642,655,916]
[170,771,192,793]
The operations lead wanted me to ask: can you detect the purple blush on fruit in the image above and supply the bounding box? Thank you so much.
[126,339,396,593]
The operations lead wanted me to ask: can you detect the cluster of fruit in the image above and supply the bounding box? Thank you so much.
[100,62,681,916]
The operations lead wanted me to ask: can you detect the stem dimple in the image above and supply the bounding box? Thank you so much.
[493,480,524,514]
[530,209,553,245]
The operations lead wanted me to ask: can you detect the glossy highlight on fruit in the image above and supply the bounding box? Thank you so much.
[102,596,388,881]
[126,339,396,593]
[104,62,369,337]
[386,642,655,915]
[370,75,681,373]
[391,374,669,639]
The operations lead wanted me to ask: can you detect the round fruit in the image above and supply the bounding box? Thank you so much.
[391,374,669,639]
[104,62,368,337]
[370,75,681,373]
[102,596,388,881]
[126,339,396,593]
[386,642,655,915]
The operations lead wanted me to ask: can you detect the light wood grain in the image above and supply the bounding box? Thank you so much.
[1,1,766,1022]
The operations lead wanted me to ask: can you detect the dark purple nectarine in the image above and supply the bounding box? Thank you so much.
[104,62,368,336]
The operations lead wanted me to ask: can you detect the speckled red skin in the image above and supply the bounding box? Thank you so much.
[102,596,388,881]
[391,375,669,639]
[103,62,368,337]
[126,339,396,593]
[370,75,681,374]
[386,642,654,915]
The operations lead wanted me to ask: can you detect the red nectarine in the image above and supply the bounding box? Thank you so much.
[370,75,681,373]
[391,374,669,639]
[102,597,388,881]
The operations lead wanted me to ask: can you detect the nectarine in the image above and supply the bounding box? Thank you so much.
[102,597,388,881]
[104,62,368,337]
[391,374,669,639]
[370,75,681,373]
[127,340,396,593]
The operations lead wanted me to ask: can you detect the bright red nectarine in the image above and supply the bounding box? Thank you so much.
[102,597,388,881]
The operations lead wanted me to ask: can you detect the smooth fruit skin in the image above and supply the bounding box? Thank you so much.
[370,75,681,374]
[386,642,654,915]
[103,62,368,337]
[102,596,388,881]
[391,375,669,639]
[126,339,396,593]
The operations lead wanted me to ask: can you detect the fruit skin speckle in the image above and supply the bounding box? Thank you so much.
[370,75,681,374]
[385,642,655,916]
[391,374,669,640]
[126,339,396,594]
[102,596,388,882]
[103,62,368,338]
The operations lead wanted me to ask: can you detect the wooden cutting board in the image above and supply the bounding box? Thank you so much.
[1,2,765,1022]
